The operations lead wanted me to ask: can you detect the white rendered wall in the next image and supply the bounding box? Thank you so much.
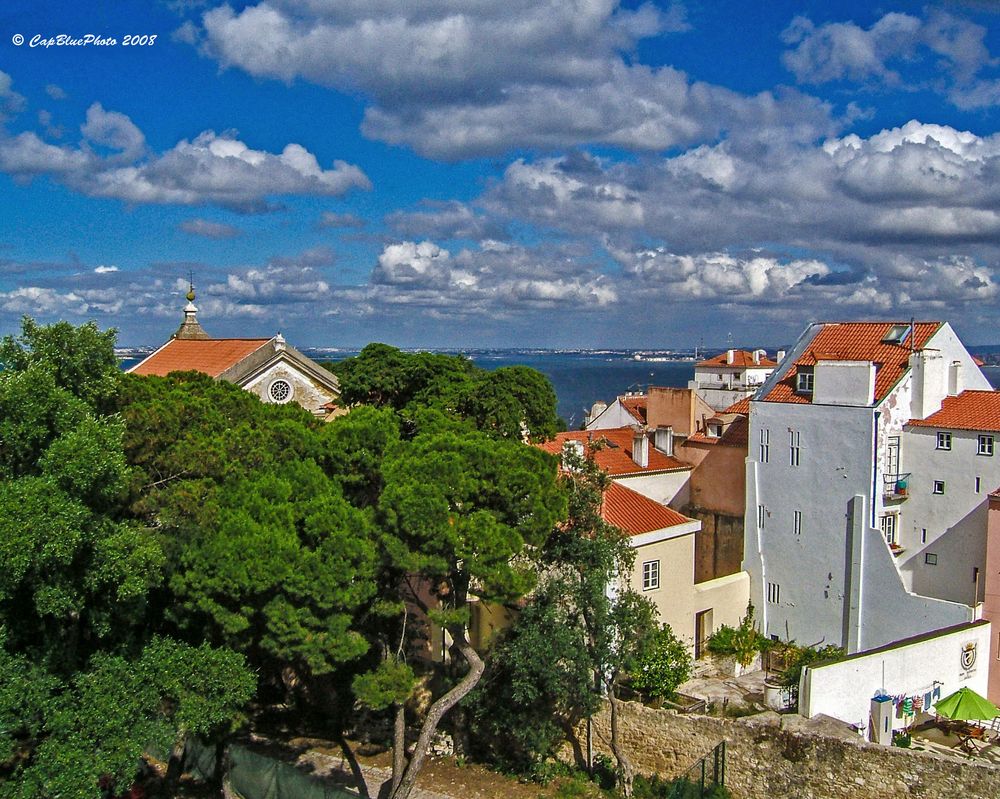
[586,399,643,429]
[745,401,877,648]
[799,621,991,739]
[897,427,999,604]
[616,470,691,509]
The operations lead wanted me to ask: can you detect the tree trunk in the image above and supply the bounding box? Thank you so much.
[388,626,484,799]
[608,686,635,798]
[391,702,407,795]
[336,733,371,799]
[163,731,187,797]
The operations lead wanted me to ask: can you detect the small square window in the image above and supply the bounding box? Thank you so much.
[936,432,952,451]
[979,435,994,456]
[642,560,660,591]
[933,480,945,495]
[796,369,814,394]
[925,553,938,566]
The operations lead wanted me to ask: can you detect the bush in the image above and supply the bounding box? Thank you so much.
[705,603,769,667]
[631,626,692,700]
[779,644,845,689]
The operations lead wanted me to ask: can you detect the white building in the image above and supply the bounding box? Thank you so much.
[895,391,1000,605]
[744,321,992,653]
[689,349,781,411]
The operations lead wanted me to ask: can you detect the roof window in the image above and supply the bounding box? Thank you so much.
[881,324,911,345]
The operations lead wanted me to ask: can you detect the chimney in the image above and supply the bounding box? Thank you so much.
[654,425,674,456]
[909,349,946,419]
[632,427,649,468]
[753,349,766,365]
[777,350,786,362]
[726,349,735,365]
[948,360,963,397]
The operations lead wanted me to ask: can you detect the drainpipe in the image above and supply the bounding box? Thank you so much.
[871,411,880,529]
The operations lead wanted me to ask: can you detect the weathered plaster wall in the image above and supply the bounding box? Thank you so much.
[573,700,1000,799]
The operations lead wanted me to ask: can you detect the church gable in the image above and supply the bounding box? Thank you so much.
[239,357,338,416]
[128,285,341,417]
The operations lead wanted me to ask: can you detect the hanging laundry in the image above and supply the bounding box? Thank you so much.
[913,695,923,713]
[903,697,913,714]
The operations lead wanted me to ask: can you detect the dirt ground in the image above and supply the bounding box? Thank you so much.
[289,737,606,799]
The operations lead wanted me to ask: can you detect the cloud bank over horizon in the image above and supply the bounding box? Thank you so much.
[3,1,1000,347]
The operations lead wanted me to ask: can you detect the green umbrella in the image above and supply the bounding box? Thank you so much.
[934,687,1000,721]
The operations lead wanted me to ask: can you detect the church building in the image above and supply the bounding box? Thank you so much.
[128,287,341,417]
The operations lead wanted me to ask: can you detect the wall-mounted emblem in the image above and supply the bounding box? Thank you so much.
[961,641,977,671]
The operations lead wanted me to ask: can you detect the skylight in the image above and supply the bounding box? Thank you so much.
[881,324,911,345]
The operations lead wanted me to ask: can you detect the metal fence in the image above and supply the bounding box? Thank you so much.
[665,740,726,799]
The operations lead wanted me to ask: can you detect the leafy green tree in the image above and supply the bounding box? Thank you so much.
[0,317,121,413]
[0,320,256,798]
[630,625,692,701]
[469,585,597,772]
[536,448,660,798]
[375,430,565,799]
[332,344,561,441]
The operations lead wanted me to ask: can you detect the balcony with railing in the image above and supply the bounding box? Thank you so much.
[883,472,910,502]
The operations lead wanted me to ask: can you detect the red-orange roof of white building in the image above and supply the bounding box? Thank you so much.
[696,350,777,369]
[601,481,692,535]
[908,390,1000,432]
[762,321,941,405]
[538,428,688,476]
[129,338,270,377]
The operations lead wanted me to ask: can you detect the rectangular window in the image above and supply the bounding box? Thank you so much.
[936,432,952,450]
[793,510,802,536]
[759,429,770,463]
[789,430,801,467]
[880,514,897,545]
[925,553,938,566]
[933,480,945,495]
[758,504,766,530]
[921,528,927,544]
[979,435,995,456]
[976,477,982,494]
[766,582,780,604]
[796,369,814,394]
[642,560,660,591]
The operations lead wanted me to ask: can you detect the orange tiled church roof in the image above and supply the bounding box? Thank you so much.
[129,338,270,377]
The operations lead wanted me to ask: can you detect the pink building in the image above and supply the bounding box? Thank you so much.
[986,488,1000,703]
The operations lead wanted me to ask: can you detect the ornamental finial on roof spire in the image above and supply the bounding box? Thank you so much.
[173,275,210,340]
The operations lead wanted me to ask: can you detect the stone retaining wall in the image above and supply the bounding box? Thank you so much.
[576,701,1000,799]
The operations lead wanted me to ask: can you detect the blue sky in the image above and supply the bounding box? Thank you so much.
[2,1,1000,348]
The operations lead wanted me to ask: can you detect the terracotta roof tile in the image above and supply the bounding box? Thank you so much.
[685,415,749,447]
[697,350,778,369]
[907,390,1000,432]
[601,481,692,535]
[620,395,648,423]
[538,427,689,476]
[762,322,941,405]
[129,338,270,378]
[722,397,752,414]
